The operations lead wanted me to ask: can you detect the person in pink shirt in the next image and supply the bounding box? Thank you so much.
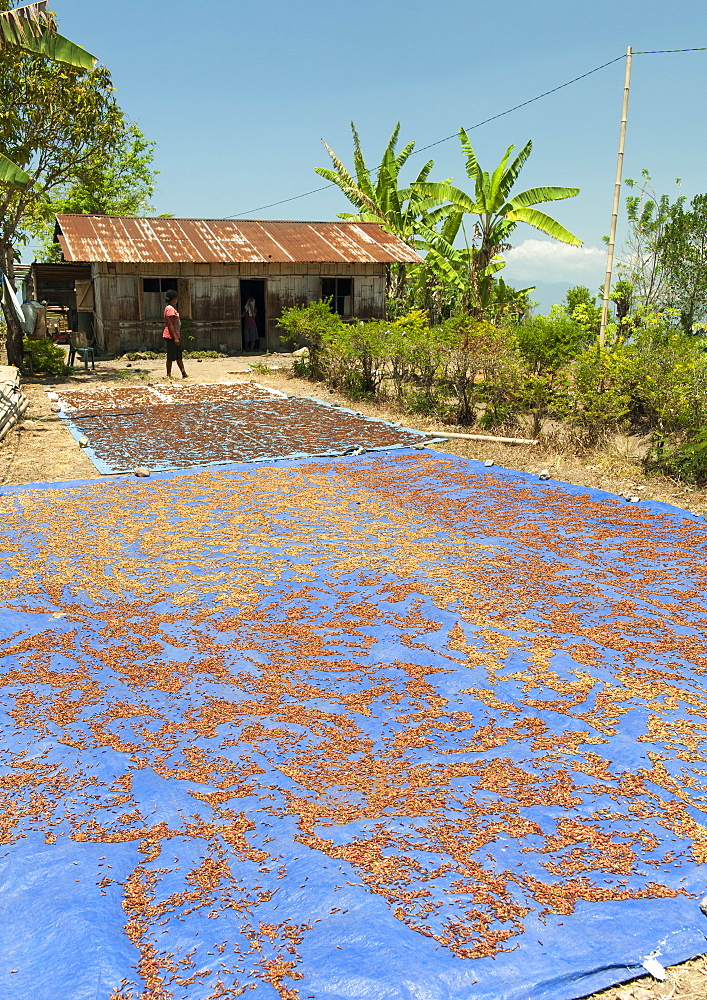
[163,290,189,379]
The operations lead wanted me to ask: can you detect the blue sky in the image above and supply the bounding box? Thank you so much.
[50,1,707,297]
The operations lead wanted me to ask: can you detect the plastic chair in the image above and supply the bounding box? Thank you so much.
[69,333,95,371]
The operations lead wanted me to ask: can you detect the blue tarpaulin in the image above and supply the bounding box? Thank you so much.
[56,389,431,473]
[0,449,706,1000]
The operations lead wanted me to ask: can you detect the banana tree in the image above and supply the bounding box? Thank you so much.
[1,2,96,189]
[316,123,445,299]
[414,129,581,309]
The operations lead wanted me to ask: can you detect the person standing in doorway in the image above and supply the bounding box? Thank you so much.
[163,290,189,378]
[242,297,258,351]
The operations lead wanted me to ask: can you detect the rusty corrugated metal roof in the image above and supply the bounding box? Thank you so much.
[55,215,422,265]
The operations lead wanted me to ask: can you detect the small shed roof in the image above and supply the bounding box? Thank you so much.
[55,215,422,266]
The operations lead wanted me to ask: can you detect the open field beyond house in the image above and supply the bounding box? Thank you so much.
[0,356,706,1000]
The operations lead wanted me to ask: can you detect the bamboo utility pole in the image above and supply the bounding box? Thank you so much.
[599,46,633,348]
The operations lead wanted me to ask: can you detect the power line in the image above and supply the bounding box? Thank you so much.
[633,46,707,53]
[225,47,705,218]
[412,54,626,155]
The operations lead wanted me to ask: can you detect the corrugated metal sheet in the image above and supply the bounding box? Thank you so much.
[32,262,91,281]
[56,215,422,265]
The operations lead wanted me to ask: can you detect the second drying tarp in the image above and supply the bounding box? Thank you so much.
[58,386,429,472]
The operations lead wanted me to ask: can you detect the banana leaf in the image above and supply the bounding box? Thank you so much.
[495,140,533,202]
[413,181,478,215]
[316,145,357,193]
[458,128,481,185]
[504,206,582,246]
[488,144,515,204]
[350,123,375,200]
[0,5,96,69]
[506,186,580,209]
[0,151,31,189]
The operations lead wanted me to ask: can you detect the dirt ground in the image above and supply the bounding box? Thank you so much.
[1,352,706,1000]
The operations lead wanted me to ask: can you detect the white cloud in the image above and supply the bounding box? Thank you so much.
[502,239,606,283]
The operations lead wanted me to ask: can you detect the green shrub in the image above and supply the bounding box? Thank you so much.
[386,310,431,402]
[277,300,345,380]
[566,346,633,445]
[404,387,443,417]
[621,327,707,434]
[329,320,392,397]
[23,338,69,375]
[645,430,707,485]
[515,313,587,435]
[516,312,587,373]
[399,313,449,409]
[440,317,524,427]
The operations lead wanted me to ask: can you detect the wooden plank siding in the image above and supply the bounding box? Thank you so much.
[93,262,388,354]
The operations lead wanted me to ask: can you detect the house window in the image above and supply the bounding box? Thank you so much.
[322,277,353,316]
[143,277,179,319]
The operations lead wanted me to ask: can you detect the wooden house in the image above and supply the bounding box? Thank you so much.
[21,261,93,340]
[54,215,422,354]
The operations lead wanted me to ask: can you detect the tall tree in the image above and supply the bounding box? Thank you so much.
[616,170,682,313]
[414,129,581,309]
[657,193,707,334]
[0,1,96,187]
[0,0,127,363]
[24,121,157,261]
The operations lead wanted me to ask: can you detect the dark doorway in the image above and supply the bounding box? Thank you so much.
[240,279,266,352]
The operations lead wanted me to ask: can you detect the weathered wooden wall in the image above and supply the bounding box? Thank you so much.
[93,262,387,354]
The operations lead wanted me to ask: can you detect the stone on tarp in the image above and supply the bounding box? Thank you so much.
[134,467,151,477]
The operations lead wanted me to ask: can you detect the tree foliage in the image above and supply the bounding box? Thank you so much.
[0,0,149,363]
[0,0,96,188]
[656,193,707,334]
[413,130,581,309]
[315,122,443,299]
[24,121,157,261]
[316,124,581,322]
[616,170,682,313]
